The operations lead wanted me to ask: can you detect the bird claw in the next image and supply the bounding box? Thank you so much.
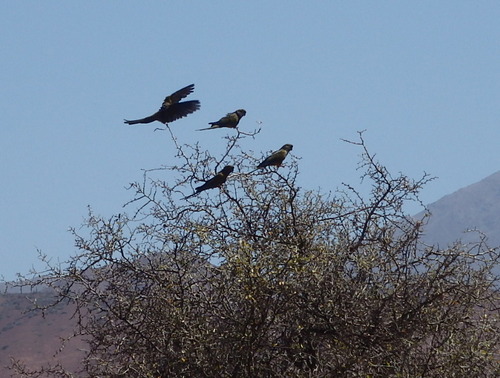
[153,125,167,132]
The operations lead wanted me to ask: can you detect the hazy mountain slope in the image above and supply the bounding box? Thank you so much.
[417,170,500,247]
[0,290,84,375]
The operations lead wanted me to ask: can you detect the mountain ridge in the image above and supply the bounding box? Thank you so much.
[417,170,500,247]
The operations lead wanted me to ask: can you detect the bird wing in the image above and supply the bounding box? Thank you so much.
[223,112,239,124]
[215,112,234,125]
[196,173,226,192]
[218,114,231,124]
[258,149,286,168]
[161,84,195,108]
[158,100,200,123]
[199,113,235,130]
[185,173,225,199]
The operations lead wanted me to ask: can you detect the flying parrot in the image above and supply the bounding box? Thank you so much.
[257,144,293,168]
[197,109,247,131]
[124,84,200,125]
[183,165,234,199]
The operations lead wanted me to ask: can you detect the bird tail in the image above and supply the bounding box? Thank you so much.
[196,124,218,131]
[124,115,157,125]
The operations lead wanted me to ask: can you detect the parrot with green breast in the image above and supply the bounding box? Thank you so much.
[197,109,246,131]
[183,165,234,200]
[257,144,293,168]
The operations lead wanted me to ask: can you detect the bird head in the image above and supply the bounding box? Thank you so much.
[235,109,247,118]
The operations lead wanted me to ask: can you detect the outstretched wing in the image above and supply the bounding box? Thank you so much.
[159,100,200,123]
[161,84,195,108]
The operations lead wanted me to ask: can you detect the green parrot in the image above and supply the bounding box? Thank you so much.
[197,109,247,131]
[257,144,293,168]
[184,165,234,199]
[124,84,200,125]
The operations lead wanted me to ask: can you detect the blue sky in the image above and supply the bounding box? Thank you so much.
[1,2,500,280]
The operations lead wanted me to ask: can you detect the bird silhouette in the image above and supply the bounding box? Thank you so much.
[197,109,246,131]
[124,84,200,125]
[257,144,293,168]
[184,165,234,200]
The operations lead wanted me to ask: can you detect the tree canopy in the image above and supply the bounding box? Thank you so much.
[9,129,500,377]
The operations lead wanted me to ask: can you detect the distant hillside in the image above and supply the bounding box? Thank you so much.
[417,170,500,248]
[0,289,84,375]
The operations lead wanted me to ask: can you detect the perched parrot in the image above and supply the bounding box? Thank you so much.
[197,109,247,131]
[124,84,200,125]
[257,144,293,168]
[183,165,234,199]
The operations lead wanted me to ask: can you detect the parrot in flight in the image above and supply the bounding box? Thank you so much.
[183,165,234,200]
[197,109,247,131]
[257,144,293,168]
[124,84,200,125]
